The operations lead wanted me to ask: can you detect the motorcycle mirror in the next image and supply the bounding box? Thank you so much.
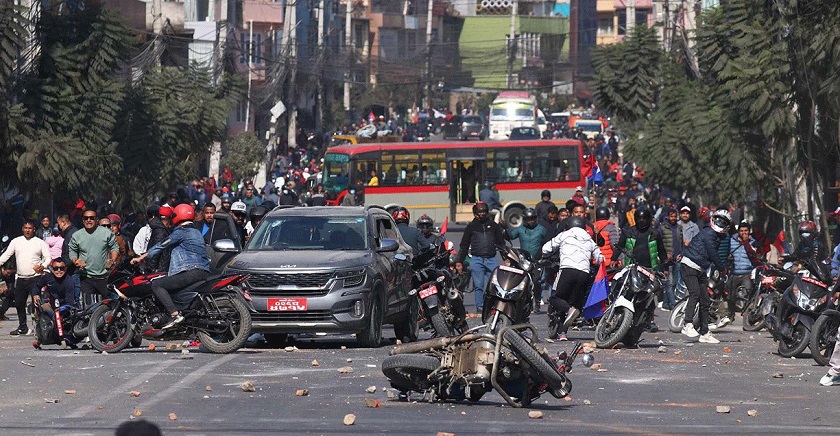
[582,354,595,367]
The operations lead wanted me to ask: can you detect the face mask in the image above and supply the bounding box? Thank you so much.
[801,232,812,239]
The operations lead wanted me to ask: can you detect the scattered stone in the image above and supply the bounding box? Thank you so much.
[723,347,732,353]
[582,342,596,348]
[597,368,608,372]
[45,398,59,403]
[674,351,682,355]
[657,346,667,353]
[528,410,544,419]
[589,363,602,370]
[460,411,466,415]
[563,396,573,402]
[205,386,212,392]
[284,346,297,352]
[165,344,178,350]
[240,381,256,392]
[340,345,347,350]
[437,433,455,436]
[203,395,210,399]
[168,412,177,420]
[583,399,592,405]
[395,340,402,345]
[337,366,354,374]
[65,390,76,395]
[716,406,731,413]
[364,398,381,408]
[295,389,309,396]
[386,390,395,399]
[181,349,189,355]
[747,409,759,417]
[20,361,35,367]
[365,386,377,393]
[133,409,143,417]
[772,372,784,379]
[343,413,356,425]
[311,359,320,367]
[545,338,555,343]
[347,358,353,362]
[583,346,594,354]
[130,391,141,397]
[101,351,109,355]
[148,344,156,351]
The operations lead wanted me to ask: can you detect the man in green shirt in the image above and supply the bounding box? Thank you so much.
[69,209,119,307]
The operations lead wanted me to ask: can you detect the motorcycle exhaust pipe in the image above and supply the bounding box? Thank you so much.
[390,333,488,355]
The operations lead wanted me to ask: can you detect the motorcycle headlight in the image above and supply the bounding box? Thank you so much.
[520,258,532,272]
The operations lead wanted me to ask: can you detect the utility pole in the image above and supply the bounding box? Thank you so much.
[626,0,635,36]
[245,20,254,132]
[152,0,162,66]
[423,0,434,110]
[285,0,298,148]
[343,0,352,118]
[506,1,517,89]
[315,0,325,133]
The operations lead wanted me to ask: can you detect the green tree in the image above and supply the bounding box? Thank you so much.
[220,131,265,181]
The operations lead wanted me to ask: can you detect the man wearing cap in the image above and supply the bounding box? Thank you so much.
[107,214,133,262]
[571,186,586,207]
[241,186,263,214]
[678,206,700,246]
[229,201,248,246]
[147,206,173,273]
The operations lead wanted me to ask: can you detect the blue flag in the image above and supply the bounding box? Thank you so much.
[583,263,608,319]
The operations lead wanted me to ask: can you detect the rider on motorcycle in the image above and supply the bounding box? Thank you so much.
[132,204,211,330]
[792,220,826,265]
[393,207,430,255]
[507,208,547,311]
[416,214,445,247]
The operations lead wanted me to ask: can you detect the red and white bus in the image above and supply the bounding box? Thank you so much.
[323,139,584,225]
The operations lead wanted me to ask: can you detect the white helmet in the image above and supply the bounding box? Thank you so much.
[230,201,247,214]
[710,209,731,233]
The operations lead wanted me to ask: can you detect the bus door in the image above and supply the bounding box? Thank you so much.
[448,158,485,222]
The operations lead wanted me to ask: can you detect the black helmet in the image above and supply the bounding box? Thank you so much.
[595,206,610,221]
[483,181,493,189]
[634,208,652,231]
[416,214,434,235]
[472,202,489,222]
[566,216,585,230]
[523,208,538,228]
[249,205,269,221]
[798,220,817,240]
[541,189,551,200]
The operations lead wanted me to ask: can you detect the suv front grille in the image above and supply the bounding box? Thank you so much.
[247,273,332,290]
[252,311,333,323]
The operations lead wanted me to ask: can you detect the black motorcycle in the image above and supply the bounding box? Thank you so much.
[596,255,663,348]
[741,262,795,332]
[809,300,840,366]
[765,259,836,358]
[409,246,466,337]
[481,244,536,329]
[88,270,255,354]
[668,268,729,334]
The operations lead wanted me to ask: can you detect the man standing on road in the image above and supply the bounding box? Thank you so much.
[678,206,700,246]
[507,208,546,312]
[69,209,119,307]
[200,202,216,241]
[722,221,760,327]
[456,202,505,317]
[0,220,51,335]
[660,208,684,311]
[535,190,555,221]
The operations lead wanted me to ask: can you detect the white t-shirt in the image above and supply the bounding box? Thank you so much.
[133,224,152,255]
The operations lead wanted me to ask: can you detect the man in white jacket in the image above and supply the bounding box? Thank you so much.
[0,220,51,335]
[542,216,604,340]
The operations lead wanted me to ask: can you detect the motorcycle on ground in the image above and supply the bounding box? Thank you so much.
[87,268,255,354]
[668,268,730,333]
[595,255,663,349]
[409,245,467,337]
[381,243,583,407]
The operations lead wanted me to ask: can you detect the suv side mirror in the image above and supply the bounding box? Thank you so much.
[377,238,399,252]
[212,239,238,252]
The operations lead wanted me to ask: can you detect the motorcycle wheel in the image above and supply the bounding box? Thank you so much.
[88,304,134,353]
[503,330,570,399]
[547,310,561,340]
[668,300,688,333]
[197,297,252,354]
[777,323,810,358]
[595,306,633,349]
[381,354,440,392]
[427,306,454,338]
[810,313,840,366]
[741,298,765,332]
[130,335,143,348]
[72,318,89,338]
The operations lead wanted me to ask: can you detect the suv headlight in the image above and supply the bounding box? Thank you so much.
[336,268,366,287]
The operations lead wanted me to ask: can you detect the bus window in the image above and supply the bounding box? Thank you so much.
[323,153,351,194]
[355,160,379,185]
[549,148,580,181]
[487,149,521,183]
[394,152,420,185]
[421,152,446,184]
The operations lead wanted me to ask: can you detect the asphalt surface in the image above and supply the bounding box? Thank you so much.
[0,231,838,435]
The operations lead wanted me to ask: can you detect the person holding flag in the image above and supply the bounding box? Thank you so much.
[541,216,605,340]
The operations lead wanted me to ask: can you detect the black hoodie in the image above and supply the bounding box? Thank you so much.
[147,217,171,272]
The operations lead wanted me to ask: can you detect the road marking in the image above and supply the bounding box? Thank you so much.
[135,354,238,410]
[67,359,180,418]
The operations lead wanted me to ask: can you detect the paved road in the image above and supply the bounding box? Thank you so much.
[0,230,838,434]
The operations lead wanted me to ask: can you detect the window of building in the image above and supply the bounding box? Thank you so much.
[597,18,613,35]
[240,32,263,64]
[236,100,247,123]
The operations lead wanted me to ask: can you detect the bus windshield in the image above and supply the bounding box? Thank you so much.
[323,153,350,193]
[490,103,534,121]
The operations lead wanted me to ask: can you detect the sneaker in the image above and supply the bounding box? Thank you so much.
[708,323,719,332]
[9,327,26,336]
[161,313,185,330]
[25,328,33,336]
[557,333,568,341]
[699,333,720,344]
[646,322,659,333]
[657,301,663,310]
[682,323,699,338]
[563,308,580,328]
[717,316,732,329]
[819,373,840,386]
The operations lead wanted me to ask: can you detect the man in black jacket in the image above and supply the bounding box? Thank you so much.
[535,190,556,221]
[456,202,505,316]
[147,206,172,273]
[56,214,80,304]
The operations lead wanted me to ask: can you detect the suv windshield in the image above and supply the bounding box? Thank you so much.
[246,215,368,251]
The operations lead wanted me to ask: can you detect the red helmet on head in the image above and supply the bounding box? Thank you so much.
[798,220,817,240]
[172,203,195,225]
[158,205,174,219]
[392,207,410,224]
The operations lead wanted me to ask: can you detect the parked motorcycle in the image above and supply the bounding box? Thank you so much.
[595,256,663,349]
[741,262,795,332]
[765,259,836,358]
[88,269,255,354]
[381,244,582,407]
[809,302,840,365]
[32,287,76,349]
[667,268,729,334]
[409,246,466,337]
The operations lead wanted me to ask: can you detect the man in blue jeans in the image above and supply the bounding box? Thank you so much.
[456,202,504,317]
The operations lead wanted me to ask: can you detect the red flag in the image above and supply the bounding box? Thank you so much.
[583,263,608,319]
[581,153,596,179]
[440,216,448,236]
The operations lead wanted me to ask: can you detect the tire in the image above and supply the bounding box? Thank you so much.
[742,298,765,332]
[547,310,561,340]
[264,333,288,348]
[810,314,839,366]
[197,297,252,354]
[778,322,810,358]
[381,354,440,391]
[623,326,644,348]
[357,294,383,348]
[668,299,688,333]
[504,207,525,228]
[394,298,420,343]
[503,330,571,399]
[130,335,143,348]
[595,306,633,349]
[72,318,89,338]
[427,306,454,337]
[88,304,134,353]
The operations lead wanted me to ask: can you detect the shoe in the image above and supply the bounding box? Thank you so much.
[698,333,720,344]
[161,313,185,330]
[9,327,26,336]
[657,301,663,310]
[682,323,700,338]
[563,308,580,328]
[819,373,840,386]
[25,328,33,336]
[708,323,719,332]
[557,333,568,341]
[717,316,732,329]
[646,322,659,333]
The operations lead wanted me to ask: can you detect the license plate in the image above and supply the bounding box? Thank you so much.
[470,132,478,135]
[266,298,307,311]
[500,265,524,274]
[419,286,438,299]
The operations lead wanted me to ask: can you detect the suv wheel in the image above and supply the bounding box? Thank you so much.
[357,294,383,348]
[264,333,288,348]
[393,298,419,343]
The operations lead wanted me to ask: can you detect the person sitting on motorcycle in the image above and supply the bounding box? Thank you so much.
[393,207,430,255]
[723,221,761,327]
[792,220,826,266]
[30,258,79,348]
[680,209,731,344]
[416,214,445,247]
[541,216,605,340]
[132,204,211,330]
[610,207,667,331]
[507,208,547,311]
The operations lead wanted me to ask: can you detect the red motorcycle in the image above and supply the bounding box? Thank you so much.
[88,266,255,354]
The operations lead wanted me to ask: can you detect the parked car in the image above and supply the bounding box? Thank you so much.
[458,115,486,140]
[217,206,418,348]
[442,115,463,139]
[508,126,540,140]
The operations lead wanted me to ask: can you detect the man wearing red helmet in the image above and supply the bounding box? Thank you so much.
[132,204,210,329]
[392,207,430,255]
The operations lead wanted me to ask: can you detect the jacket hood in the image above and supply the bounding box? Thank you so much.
[227,250,372,271]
